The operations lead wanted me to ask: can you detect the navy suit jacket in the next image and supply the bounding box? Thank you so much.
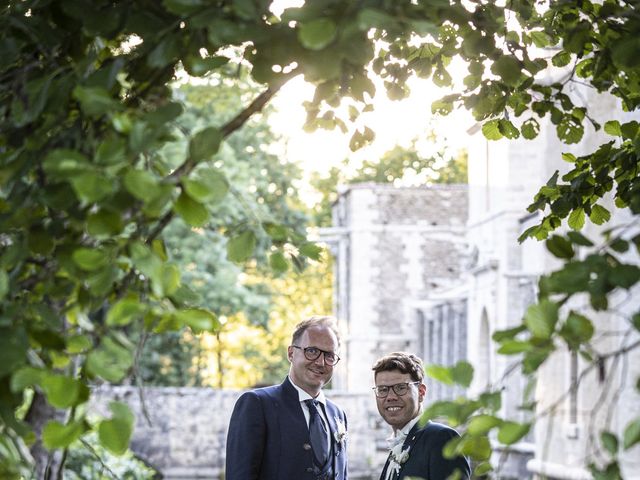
[226,377,348,480]
[379,421,470,480]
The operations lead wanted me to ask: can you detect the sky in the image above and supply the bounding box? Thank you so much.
[269,72,474,177]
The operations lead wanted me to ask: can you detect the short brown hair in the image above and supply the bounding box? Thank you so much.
[372,352,424,382]
[291,316,340,347]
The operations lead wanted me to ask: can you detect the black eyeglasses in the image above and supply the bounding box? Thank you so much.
[291,345,340,366]
[372,381,421,398]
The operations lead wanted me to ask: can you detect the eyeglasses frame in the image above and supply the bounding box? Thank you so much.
[372,381,422,398]
[290,345,341,366]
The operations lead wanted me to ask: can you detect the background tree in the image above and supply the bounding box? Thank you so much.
[310,137,467,226]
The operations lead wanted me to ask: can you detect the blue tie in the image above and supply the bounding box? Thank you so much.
[305,399,329,468]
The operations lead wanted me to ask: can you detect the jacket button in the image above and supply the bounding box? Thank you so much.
[306,467,313,473]
[303,443,312,450]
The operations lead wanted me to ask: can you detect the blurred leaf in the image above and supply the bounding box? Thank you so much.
[546,235,575,259]
[189,127,223,163]
[468,415,503,435]
[98,401,134,455]
[269,251,289,273]
[497,421,531,445]
[175,308,219,333]
[106,297,147,327]
[299,18,337,50]
[425,364,454,385]
[43,420,86,449]
[601,431,618,455]
[623,418,640,449]
[174,192,209,227]
[450,361,474,387]
[524,300,558,339]
[227,230,257,263]
[86,337,133,382]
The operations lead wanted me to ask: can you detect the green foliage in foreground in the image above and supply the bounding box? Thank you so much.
[1,0,639,478]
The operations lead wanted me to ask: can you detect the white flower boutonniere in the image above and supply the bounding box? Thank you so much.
[333,417,348,446]
[388,443,410,477]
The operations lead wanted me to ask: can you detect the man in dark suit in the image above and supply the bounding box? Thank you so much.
[226,316,348,480]
[372,352,470,480]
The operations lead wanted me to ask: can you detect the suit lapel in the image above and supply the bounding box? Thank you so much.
[396,422,426,479]
[379,453,392,480]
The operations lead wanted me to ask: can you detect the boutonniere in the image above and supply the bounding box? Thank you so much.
[333,417,348,446]
[388,443,410,477]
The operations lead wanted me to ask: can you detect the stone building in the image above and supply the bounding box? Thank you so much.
[322,183,469,396]
[324,86,640,478]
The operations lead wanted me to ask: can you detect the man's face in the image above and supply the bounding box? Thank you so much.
[288,325,339,397]
[375,370,426,431]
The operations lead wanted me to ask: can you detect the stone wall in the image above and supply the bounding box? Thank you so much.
[91,386,391,479]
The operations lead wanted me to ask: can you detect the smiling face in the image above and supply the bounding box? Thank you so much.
[288,325,339,397]
[375,369,426,432]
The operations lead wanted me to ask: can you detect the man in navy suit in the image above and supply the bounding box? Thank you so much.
[372,352,470,480]
[226,316,348,480]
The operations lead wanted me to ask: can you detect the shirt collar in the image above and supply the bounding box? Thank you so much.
[288,376,327,406]
[387,414,422,448]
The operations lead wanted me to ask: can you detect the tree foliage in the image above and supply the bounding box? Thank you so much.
[1,0,639,478]
[310,139,467,226]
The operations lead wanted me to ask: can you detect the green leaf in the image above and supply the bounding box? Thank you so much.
[491,56,522,86]
[147,35,180,68]
[568,208,586,230]
[623,419,640,450]
[601,431,619,455]
[227,230,257,263]
[497,340,532,354]
[298,18,337,51]
[86,337,133,382]
[87,209,124,237]
[163,0,206,16]
[269,251,289,273]
[482,120,502,140]
[546,235,575,259]
[174,192,209,227]
[123,170,162,203]
[72,248,110,271]
[468,415,503,435]
[0,270,8,300]
[552,51,571,67]
[184,55,229,76]
[182,169,228,204]
[43,420,86,449]
[589,204,611,225]
[98,401,134,456]
[474,462,493,476]
[497,421,531,445]
[41,374,88,409]
[189,127,223,163]
[175,308,219,333]
[524,299,558,339]
[567,231,593,246]
[70,171,115,203]
[161,263,181,296]
[43,149,89,179]
[450,361,474,387]
[458,435,492,461]
[106,297,147,327]
[560,311,594,349]
[521,118,540,139]
[604,120,622,137]
[10,367,44,392]
[425,364,454,385]
[299,242,323,261]
[73,86,121,117]
[492,325,526,342]
[498,119,520,139]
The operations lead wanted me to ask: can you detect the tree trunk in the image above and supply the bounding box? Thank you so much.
[25,392,64,480]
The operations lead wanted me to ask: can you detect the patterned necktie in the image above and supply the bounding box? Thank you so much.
[305,399,329,468]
